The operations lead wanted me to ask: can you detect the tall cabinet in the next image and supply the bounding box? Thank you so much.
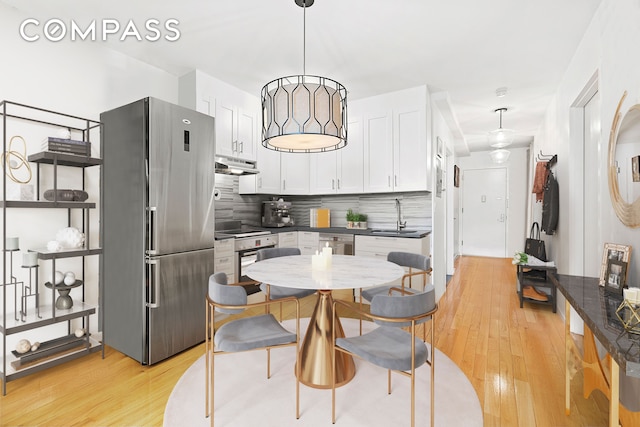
[0,101,102,394]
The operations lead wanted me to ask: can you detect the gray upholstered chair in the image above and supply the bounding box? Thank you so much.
[359,251,432,335]
[257,247,316,320]
[332,287,437,427]
[205,272,300,427]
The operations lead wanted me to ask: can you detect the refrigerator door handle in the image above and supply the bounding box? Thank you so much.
[147,206,157,255]
[146,258,160,308]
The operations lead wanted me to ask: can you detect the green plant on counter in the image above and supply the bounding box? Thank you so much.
[346,209,358,222]
[356,213,367,222]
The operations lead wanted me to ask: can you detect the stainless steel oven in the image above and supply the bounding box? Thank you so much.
[234,235,277,283]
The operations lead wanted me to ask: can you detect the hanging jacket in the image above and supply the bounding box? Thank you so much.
[541,170,559,234]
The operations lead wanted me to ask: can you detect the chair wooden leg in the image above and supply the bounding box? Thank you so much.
[388,370,391,394]
[359,289,363,336]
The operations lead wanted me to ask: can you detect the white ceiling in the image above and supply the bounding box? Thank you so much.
[2,0,602,154]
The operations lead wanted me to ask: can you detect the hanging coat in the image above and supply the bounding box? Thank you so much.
[541,170,559,235]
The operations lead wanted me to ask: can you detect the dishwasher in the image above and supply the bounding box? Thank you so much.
[318,233,354,255]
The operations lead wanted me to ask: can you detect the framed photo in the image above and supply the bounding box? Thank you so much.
[632,155,640,182]
[604,259,627,294]
[454,165,460,188]
[599,243,632,286]
[436,136,444,158]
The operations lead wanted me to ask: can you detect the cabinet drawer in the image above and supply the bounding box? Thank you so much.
[354,235,429,256]
[214,255,234,272]
[278,232,298,248]
[298,231,319,246]
[214,239,234,257]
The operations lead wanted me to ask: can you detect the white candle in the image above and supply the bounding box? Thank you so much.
[5,237,19,250]
[322,243,332,269]
[22,252,39,267]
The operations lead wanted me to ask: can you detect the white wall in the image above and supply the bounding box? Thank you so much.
[534,0,640,285]
[431,99,456,300]
[456,148,529,257]
[0,3,179,344]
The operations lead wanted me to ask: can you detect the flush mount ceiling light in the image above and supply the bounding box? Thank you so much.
[261,0,348,153]
[488,107,515,148]
[490,148,511,163]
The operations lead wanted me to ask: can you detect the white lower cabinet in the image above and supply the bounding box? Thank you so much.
[298,231,319,255]
[277,231,298,248]
[354,235,431,301]
[214,238,235,283]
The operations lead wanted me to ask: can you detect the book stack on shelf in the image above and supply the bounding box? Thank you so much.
[41,137,90,156]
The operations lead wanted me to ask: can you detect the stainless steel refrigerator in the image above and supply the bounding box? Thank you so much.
[100,97,215,364]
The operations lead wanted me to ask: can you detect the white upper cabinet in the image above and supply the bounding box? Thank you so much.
[281,152,310,194]
[178,70,259,161]
[363,109,394,192]
[361,85,430,193]
[309,114,364,194]
[215,98,257,161]
[393,88,428,192]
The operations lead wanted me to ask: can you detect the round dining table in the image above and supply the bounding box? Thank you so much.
[244,254,404,389]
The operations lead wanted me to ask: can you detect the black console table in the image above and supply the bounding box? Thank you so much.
[551,274,640,427]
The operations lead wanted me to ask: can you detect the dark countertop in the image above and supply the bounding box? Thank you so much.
[551,273,640,378]
[257,226,431,238]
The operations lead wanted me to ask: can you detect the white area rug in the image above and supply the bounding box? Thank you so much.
[164,318,482,427]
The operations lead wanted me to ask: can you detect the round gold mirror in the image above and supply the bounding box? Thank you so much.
[608,91,640,227]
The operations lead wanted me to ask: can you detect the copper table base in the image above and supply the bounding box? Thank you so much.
[298,290,356,389]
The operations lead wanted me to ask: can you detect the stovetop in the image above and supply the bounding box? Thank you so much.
[215,221,271,240]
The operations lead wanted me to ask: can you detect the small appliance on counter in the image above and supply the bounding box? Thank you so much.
[262,198,294,227]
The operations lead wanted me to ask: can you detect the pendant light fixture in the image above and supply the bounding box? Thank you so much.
[261,0,348,153]
[489,148,511,163]
[488,107,515,148]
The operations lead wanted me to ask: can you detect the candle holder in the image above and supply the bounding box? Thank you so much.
[20,263,41,321]
[3,245,22,321]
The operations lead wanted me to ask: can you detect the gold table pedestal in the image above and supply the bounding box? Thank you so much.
[298,290,356,389]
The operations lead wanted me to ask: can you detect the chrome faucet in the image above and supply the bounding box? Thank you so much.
[395,198,407,232]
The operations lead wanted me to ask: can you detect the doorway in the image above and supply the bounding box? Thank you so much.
[461,167,507,257]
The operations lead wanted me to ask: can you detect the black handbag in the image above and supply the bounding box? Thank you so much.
[525,222,547,262]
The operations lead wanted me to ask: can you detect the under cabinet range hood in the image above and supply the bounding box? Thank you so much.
[214,155,259,175]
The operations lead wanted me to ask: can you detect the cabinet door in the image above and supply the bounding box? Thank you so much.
[363,111,393,193]
[338,115,364,194]
[394,106,427,192]
[281,152,310,194]
[256,147,281,194]
[215,99,236,158]
[310,151,338,194]
[237,107,256,161]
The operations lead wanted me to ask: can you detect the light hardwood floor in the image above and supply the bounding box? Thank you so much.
[0,256,609,426]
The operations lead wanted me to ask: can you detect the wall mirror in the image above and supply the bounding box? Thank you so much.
[608,91,640,227]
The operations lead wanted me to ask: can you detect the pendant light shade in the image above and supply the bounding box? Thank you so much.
[488,107,515,148]
[261,75,347,152]
[261,0,348,153]
[490,148,511,163]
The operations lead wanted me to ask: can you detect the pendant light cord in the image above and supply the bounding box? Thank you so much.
[302,2,306,76]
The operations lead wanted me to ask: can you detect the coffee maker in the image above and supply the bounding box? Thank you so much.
[262,199,294,227]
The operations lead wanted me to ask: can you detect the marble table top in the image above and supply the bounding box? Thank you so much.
[244,255,405,291]
[552,274,640,378]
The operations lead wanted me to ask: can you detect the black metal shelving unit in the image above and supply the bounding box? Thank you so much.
[0,101,102,394]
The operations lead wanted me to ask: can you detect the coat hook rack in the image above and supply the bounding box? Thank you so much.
[537,150,557,168]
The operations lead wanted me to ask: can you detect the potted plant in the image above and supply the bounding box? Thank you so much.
[346,209,357,229]
[355,213,368,229]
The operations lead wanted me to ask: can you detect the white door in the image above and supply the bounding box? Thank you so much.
[461,168,507,257]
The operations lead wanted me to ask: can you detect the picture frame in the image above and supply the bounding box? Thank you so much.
[454,165,460,188]
[632,155,640,182]
[604,259,627,294]
[599,243,632,286]
[436,136,444,158]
